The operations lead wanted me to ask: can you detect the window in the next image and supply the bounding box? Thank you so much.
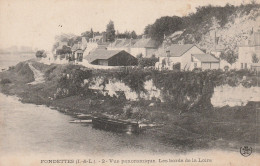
[245,63,247,69]
[241,63,243,69]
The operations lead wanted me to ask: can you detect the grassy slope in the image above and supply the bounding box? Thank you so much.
[0,60,259,151]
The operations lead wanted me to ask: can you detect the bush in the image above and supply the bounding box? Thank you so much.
[57,66,92,97]
[0,78,11,84]
[35,50,46,58]
[138,57,159,68]
[56,45,71,55]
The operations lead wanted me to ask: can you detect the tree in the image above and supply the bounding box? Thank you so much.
[252,53,259,63]
[147,16,184,43]
[35,50,46,58]
[68,36,81,47]
[106,20,116,42]
[144,24,152,35]
[90,28,94,38]
[81,28,94,39]
[52,42,59,52]
[220,49,237,66]
[56,46,72,55]
[130,31,137,39]
[138,57,159,68]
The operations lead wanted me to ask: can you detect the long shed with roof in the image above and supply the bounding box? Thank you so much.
[85,50,137,66]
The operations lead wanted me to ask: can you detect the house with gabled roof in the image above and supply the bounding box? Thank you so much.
[236,31,260,71]
[130,37,158,57]
[158,44,219,70]
[85,50,137,66]
[71,43,83,62]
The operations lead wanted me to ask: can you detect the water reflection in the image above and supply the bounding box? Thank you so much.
[0,93,174,156]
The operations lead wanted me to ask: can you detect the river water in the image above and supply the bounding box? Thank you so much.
[0,93,177,156]
[1,54,260,166]
[0,53,36,70]
[0,53,177,156]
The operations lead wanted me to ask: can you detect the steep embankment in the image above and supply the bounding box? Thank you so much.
[28,63,45,85]
[161,4,260,53]
[1,60,259,110]
[0,61,259,150]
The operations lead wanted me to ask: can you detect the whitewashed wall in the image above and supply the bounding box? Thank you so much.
[211,84,260,107]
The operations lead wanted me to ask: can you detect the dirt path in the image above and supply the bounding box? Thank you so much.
[28,63,45,85]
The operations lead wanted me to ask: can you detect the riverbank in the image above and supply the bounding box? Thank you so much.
[0,59,259,152]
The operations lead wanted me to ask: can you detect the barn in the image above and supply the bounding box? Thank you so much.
[85,50,138,66]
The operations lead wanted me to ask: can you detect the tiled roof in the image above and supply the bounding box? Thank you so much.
[71,44,83,51]
[97,43,109,49]
[132,38,158,48]
[71,44,79,51]
[85,50,123,63]
[109,39,138,48]
[192,54,219,63]
[165,44,194,57]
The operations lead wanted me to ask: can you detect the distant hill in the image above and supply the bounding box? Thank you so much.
[0,45,36,54]
[145,3,260,54]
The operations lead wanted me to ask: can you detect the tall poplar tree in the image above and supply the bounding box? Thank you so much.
[106,20,116,42]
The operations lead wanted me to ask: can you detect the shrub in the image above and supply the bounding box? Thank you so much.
[138,57,159,68]
[56,45,72,55]
[35,50,46,58]
[224,66,229,71]
[0,78,11,84]
[57,66,92,97]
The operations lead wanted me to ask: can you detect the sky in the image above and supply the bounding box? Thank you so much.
[0,0,255,51]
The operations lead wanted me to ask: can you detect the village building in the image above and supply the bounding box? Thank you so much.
[71,43,84,62]
[73,49,84,62]
[54,41,68,55]
[236,31,260,71]
[88,32,107,44]
[83,33,108,58]
[85,50,137,66]
[158,44,220,70]
[192,54,220,70]
[107,39,138,54]
[130,37,158,57]
[53,41,71,61]
[81,37,88,50]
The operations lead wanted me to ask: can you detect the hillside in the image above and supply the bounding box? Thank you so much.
[0,60,259,151]
[148,3,260,54]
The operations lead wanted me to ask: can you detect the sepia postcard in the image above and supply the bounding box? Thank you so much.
[0,0,259,165]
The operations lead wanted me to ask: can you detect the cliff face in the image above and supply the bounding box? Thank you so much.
[164,4,260,53]
[1,61,259,111]
[53,65,259,111]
